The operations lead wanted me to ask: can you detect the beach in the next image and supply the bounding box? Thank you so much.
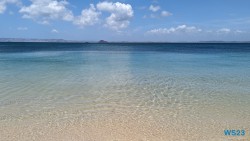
[0,43,250,141]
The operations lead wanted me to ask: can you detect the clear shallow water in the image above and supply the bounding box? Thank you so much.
[0,43,250,141]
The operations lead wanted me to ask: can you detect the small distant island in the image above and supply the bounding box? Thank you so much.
[98,40,109,43]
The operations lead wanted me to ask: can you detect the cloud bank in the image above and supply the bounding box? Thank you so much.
[16,0,134,30]
[148,25,202,34]
[19,0,74,24]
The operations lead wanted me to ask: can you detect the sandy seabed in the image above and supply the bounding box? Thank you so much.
[1,105,249,141]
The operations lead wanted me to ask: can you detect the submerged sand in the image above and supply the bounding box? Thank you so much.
[1,50,250,141]
[1,101,250,141]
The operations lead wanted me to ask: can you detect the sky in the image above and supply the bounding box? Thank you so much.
[0,0,250,42]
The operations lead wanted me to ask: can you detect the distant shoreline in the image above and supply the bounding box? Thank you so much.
[0,38,250,43]
[1,41,250,44]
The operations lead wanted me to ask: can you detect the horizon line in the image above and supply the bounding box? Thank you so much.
[0,38,250,43]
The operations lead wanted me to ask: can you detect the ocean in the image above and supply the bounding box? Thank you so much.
[0,43,250,141]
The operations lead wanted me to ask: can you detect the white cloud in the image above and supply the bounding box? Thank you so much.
[217,29,245,34]
[97,1,133,30]
[235,30,244,33]
[51,29,58,33]
[19,0,74,24]
[73,4,100,27]
[161,10,172,17]
[144,12,172,19]
[17,27,28,30]
[217,28,231,34]
[0,0,19,14]
[147,25,202,34]
[149,5,160,12]
[145,5,172,19]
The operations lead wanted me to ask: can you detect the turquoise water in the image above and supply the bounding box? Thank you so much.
[0,43,250,140]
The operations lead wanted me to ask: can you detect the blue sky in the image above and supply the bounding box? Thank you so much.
[0,0,250,41]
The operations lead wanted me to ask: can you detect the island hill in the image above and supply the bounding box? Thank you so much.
[98,40,109,43]
[85,40,108,44]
